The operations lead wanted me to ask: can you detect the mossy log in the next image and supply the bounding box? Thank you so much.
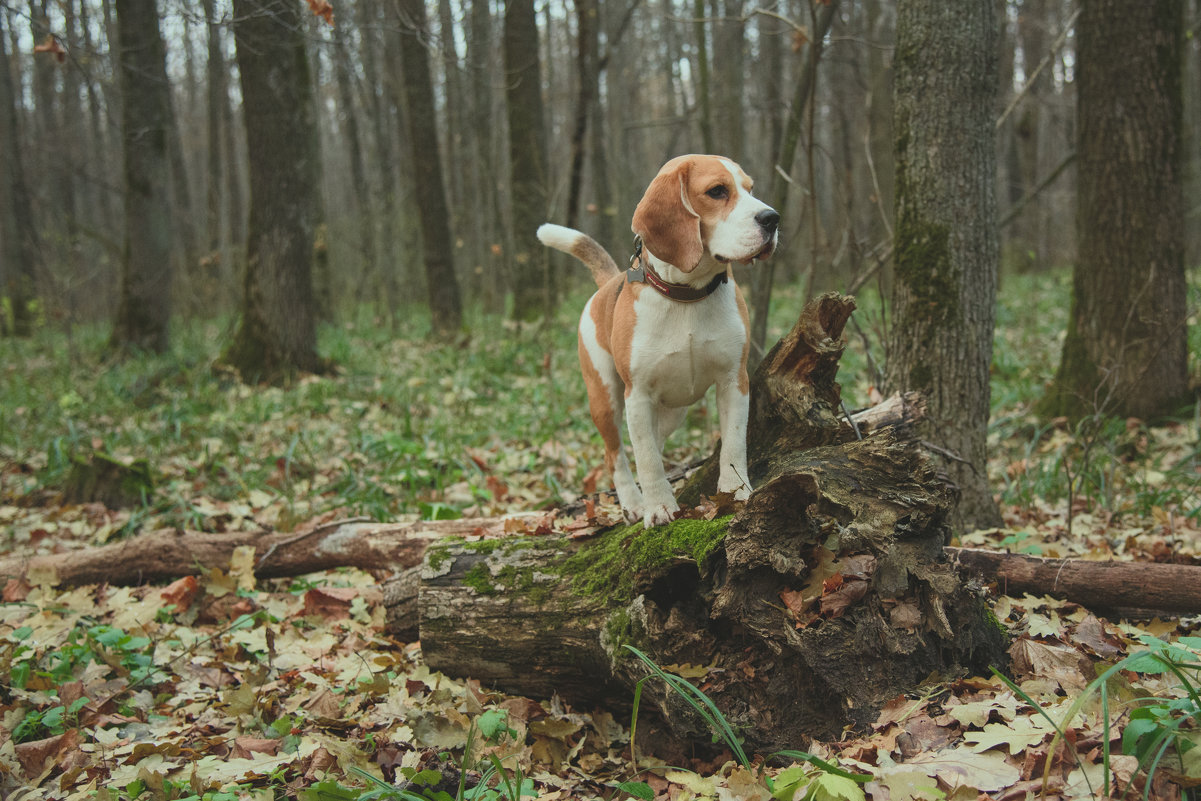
[416,293,1009,749]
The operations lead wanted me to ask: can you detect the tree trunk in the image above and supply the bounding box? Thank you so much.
[692,0,713,152]
[396,0,464,335]
[420,293,1009,749]
[885,0,1002,532]
[223,0,325,382]
[202,0,226,259]
[1038,0,1189,423]
[565,0,599,230]
[504,0,551,321]
[0,15,39,337]
[709,0,745,161]
[749,0,837,368]
[357,0,400,320]
[109,0,174,354]
[331,20,377,291]
[1009,0,1049,273]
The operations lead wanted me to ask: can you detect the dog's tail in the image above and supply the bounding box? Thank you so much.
[537,224,621,289]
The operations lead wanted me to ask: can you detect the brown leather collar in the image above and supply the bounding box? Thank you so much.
[626,238,728,303]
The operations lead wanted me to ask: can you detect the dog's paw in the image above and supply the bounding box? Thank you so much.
[622,505,643,525]
[642,502,678,528]
[733,485,751,501]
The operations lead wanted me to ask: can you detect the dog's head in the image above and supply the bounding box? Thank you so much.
[631,154,780,273]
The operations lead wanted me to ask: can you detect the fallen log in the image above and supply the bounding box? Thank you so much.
[0,514,542,588]
[11,510,1199,623]
[418,293,1010,750]
[946,547,1201,616]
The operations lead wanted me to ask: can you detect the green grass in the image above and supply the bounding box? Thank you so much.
[1,271,1197,539]
[0,300,603,532]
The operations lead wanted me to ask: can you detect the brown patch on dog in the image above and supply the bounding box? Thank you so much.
[632,157,704,271]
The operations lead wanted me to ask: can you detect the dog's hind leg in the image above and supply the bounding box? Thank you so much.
[579,319,644,523]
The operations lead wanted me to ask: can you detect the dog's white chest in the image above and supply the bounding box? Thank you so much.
[628,287,746,408]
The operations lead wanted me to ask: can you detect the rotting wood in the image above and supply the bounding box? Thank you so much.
[417,292,1010,750]
[946,546,1201,617]
[10,514,1198,622]
[0,514,541,589]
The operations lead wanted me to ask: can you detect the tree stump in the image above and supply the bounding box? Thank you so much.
[63,452,154,508]
[418,293,1009,750]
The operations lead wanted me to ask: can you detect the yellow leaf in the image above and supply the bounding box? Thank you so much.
[230,545,257,592]
[664,769,717,797]
[661,662,712,679]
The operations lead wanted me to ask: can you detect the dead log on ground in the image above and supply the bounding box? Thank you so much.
[417,293,1010,750]
[947,546,1201,617]
[0,514,541,588]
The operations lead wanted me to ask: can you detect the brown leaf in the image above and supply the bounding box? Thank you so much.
[302,586,357,620]
[873,694,922,730]
[580,464,604,494]
[160,575,201,612]
[3,576,31,602]
[304,746,338,780]
[33,34,66,63]
[499,696,549,723]
[303,687,343,720]
[1071,614,1123,659]
[820,576,870,618]
[15,729,78,778]
[840,554,877,580]
[889,600,922,631]
[779,587,809,617]
[232,737,280,759]
[485,474,509,502]
[1009,635,1091,691]
[305,0,334,26]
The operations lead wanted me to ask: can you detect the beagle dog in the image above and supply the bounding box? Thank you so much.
[538,154,779,527]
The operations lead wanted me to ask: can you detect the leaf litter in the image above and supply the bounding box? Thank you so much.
[2,284,1201,799]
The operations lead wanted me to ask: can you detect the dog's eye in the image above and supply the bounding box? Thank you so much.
[705,185,729,200]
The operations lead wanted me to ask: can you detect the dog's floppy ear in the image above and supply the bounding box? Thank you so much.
[631,161,703,272]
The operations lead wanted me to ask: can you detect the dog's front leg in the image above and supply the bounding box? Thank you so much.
[625,392,678,527]
[716,377,752,500]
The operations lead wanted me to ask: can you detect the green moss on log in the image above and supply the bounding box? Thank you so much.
[565,517,730,604]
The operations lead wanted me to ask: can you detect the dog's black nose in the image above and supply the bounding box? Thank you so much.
[756,209,781,232]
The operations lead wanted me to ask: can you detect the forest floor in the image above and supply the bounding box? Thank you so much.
[1,272,1200,801]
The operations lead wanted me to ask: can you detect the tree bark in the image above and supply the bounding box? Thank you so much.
[749,0,837,368]
[504,0,552,321]
[331,21,377,293]
[1010,0,1049,272]
[110,0,174,354]
[223,0,325,382]
[565,0,599,231]
[202,0,227,263]
[886,0,1002,532]
[0,15,39,337]
[1038,0,1190,422]
[0,515,541,591]
[395,0,464,335]
[946,547,1201,618]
